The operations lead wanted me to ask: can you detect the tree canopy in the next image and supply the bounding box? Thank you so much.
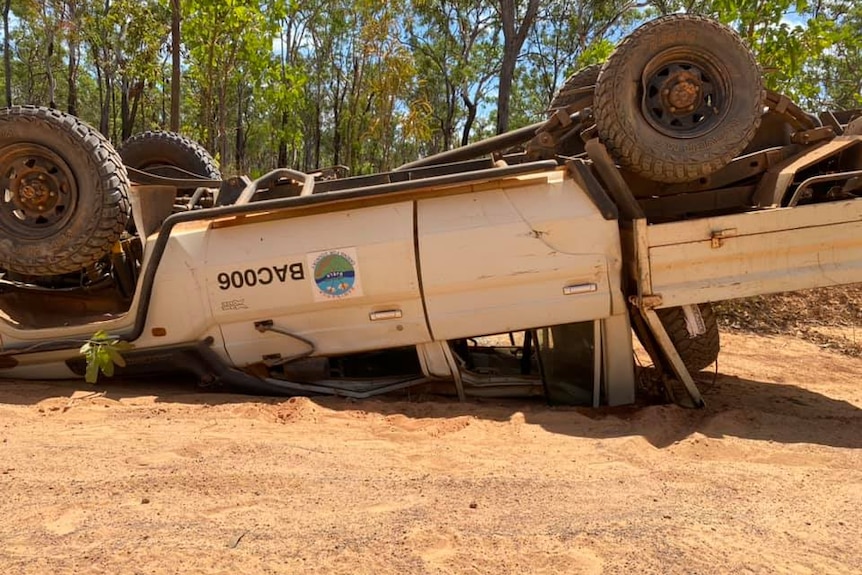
[1,0,859,176]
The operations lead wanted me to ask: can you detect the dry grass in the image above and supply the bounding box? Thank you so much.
[714,284,862,357]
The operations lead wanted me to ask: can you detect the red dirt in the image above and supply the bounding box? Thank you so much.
[0,331,859,574]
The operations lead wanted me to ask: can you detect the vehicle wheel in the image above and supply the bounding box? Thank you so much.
[549,64,601,111]
[119,131,220,180]
[0,106,130,276]
[593,15,764,183]
[119,131,220,210]
[656,303,720,372]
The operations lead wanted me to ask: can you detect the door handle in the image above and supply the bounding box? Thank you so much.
[369,309,403,321]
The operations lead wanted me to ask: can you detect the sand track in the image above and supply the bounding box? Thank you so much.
[0,332,859,574]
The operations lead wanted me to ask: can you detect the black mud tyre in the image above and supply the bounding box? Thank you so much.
[656,303,720,372]
[119,131,220,182]
[549,64,601,111]
[593,15,764,183]
[0,106,130,276]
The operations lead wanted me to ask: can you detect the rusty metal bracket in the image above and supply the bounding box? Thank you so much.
[526,108,583,159]
[629,294,664,309]
[791,126,835,145]
[765,90,818,130]
[710,228,737,248]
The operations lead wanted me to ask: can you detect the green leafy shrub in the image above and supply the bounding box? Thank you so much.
[79,331,133,383]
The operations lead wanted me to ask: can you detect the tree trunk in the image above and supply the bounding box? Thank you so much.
[66,1,78,115]
[97,0,111,136]
[67,44,78,116]
[278,109,288,167]
[235,82,246,172]
[277,23,288,168]
[120,80,130,140]
[217,85,227,169]
[46,38,56,108]
[495,0,539,134]
[461,92,478,147]
[122,80,144,140]
[312,98,321,170]
[170,0,181,132]
[95,62,108,135]
[3,0,11,107]
[332,74,342,167]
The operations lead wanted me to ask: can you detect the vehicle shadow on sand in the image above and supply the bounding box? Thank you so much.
[0,370,859,450]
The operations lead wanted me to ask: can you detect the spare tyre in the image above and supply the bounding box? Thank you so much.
[593,15,764,183]
[0,106,130,276]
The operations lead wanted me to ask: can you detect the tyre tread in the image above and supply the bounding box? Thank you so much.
[119,130,220,179]
[0,105,130,276]
[656,303,720,373]
[593,15,764,183]
[550,64,601,110]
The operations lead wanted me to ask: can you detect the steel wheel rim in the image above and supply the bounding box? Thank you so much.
[640,48,731,139]
[0,143,79,238]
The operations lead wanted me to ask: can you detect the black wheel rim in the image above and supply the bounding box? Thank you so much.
[0,144,78,238]
[641,49,730,139]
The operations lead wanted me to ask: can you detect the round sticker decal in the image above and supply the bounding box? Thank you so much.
[312,251,357,298]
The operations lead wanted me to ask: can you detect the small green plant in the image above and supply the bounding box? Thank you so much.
[79,331,132,383]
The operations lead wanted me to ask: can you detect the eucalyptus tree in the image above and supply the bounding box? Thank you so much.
[494,0,539,134]
[801,0,862,109]
[80,0,168,139]
[183,0,274,168]
[524,0,638,110]
[305,0,416,173]
[269,0,319,169]
[7,0,67,108]
[169,0,180,131]
[407,0,498,151]
[3,0,13,106]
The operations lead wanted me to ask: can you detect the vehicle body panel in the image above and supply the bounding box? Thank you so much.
[417,172,622,340]
[644,197,862,307]
[204,201,430,365]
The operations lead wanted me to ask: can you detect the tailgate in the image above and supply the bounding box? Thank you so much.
[637,198,862,308]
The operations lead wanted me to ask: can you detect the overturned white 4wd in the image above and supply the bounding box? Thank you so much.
[0,16,860,407]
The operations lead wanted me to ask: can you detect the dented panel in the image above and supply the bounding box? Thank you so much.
[417,172,623,340]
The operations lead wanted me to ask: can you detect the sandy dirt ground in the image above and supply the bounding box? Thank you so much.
[0,331,860,575]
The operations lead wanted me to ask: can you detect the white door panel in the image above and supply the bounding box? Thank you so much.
[204,202,430,365]
[418,175,621,340]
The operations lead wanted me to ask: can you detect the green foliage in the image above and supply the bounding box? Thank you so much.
[0,1,859,174]
[79,331,132,384]
[576,39,615,68]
